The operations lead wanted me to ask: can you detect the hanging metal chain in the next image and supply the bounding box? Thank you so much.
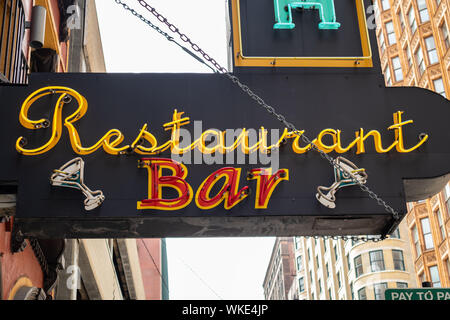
[114,0,402,241]
[114,0,217,73]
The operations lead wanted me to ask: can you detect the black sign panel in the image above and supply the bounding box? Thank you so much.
[230,0,374,69]
[239,0,362,57]
[0,72,449,238]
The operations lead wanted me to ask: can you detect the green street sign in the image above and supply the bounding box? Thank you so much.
[385,288,450,301]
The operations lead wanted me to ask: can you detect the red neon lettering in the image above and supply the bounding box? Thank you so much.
[195,167,249,210]
[248,168,289,209]
[137,158,193,210]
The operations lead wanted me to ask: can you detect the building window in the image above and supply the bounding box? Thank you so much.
[370,250,385,272]
[397,282,408,288]
[408,7,417,34]
[445,259,450,281]
[346,254,351,272]
[334,245,338,262]
[0,0,28,84]
[354,255,363,278]
[392,56,403,81]
[318,279,322,294]
[405,45,413,67]
[398,10,405,31]
[310,270,313,283]
[435,209,446,241]
[433,78,446,98]
[392,250,406,271]
[440,22,450,50]
[385,21,397,45]
[425,36,438,65]
[295,237,301,250]
[329,288,333,300]
[416,0,430,23]
[420,217,434,250]
[429,265,441,287]
[297,255,303,271]
[373,283,388,300]
[414,46,425,76]
[412,225,422,257]
[358,287,367,300]
[381,0,390,11]
[384,64,392,85]
[350,283,354,300]
[337,271,341,288]
[299,277,305,292]
[390,228,401,239]
[379,32,386,54]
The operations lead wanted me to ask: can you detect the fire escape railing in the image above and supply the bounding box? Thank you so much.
[0,0,28,85]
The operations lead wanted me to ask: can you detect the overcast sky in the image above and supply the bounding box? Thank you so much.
[96,0,275,300]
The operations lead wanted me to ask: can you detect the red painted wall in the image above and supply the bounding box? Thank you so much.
[0,220,43,300]
[137,239,162,300]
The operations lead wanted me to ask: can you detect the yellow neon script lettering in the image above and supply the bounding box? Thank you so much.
[16,87,130,155]
[16,87,428,156]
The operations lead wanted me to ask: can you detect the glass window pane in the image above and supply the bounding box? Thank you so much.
[299,277,305,292]
[373,283,388,300]
[370,250,385,272]
[417,0,430,23]
[421,218,434,249]
[390,228,400,238]
[386,21,396,44]
[413,225,421,256]
[408,8,417,33]
[433,78,446,98]
[381,0,390,10]
[425,36,438,64]
[354,255,363,277]
[421,218,431,233]
[297,255,303,271]
[435,209,445,240]
[358,287,367,300]
[393,250,405,270]
[429,266,441,287]
[445,184,450,199]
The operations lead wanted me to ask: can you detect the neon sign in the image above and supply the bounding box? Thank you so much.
[274,0,341,30]
[16,87,429,156]
[137,158,289,211]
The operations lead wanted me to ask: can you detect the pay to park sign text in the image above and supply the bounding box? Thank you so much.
[385,288,450,301]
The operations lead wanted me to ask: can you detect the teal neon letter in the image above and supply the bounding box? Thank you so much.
[274,0,341,30]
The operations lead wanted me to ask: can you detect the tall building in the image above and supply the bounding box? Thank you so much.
[290,220,417,300]
[279,0,450,301]
[375,0,449,96]
[405,182,450,288]
[374,0,450,290]
[263,237,296,300]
